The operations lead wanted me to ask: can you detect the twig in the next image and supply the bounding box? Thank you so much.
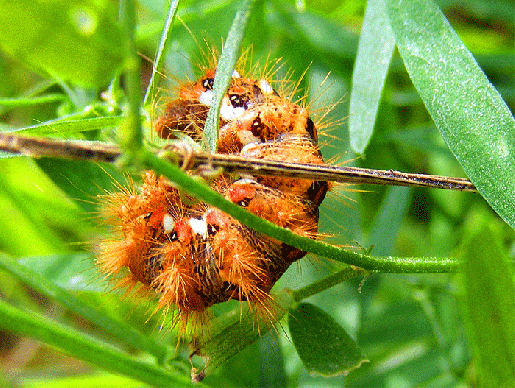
[0,132,476,192]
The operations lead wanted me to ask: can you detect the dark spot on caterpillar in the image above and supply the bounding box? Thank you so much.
[305,117,316,142]
[207,224,219,236]
[167,230,179,242]
[238,197,252,207]
[250,116,264,137]
[307,180,329,207]
[253,84,263,98]
[203,77,214,90]
[145,252,164,286]
[229,93,249,109]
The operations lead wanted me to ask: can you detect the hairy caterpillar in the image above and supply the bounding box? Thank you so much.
[98,58,329,336]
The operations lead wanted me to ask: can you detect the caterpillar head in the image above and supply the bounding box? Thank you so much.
[154,68,277,141]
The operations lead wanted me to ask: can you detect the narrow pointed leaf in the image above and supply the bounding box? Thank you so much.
[204,0,256,152]
[143,0,180,107]
[16,116,122,136]
[0,299,196,387]
[0,253,167,361]
[385,0,515,228]
[349,0,395,153]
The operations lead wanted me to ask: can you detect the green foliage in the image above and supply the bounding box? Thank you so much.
[349,0,395,153]
[289,303,368,376]
[386,0,515,230]
[203,0,257,152]
[459,211,515,387]
[0,0,513,387]
[0,0,122,87]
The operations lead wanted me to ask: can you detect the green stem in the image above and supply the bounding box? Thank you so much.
[0,254,168,362]
[291,266,369,302]
[139,150,461,273]
[0,94,67,107]
[143,0,180,108]
[119,0,142,155]
[0,299,198,387]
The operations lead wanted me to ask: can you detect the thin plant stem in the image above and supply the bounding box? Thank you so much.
[119,0,142,155]
[291,266,369,302]
[139,149,461,273]
[0,133,467,273]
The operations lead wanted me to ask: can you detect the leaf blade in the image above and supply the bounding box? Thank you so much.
[0,253,168,361]
[143,0,180,108]
[459,214,515,387]
[349,0,396,153]
[0,299,196,387]
[288,302,368,376]
[385,0,515,229]
[203,0,257,153]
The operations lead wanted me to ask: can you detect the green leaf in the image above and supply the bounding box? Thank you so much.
[0,298,195,388]
[16,253,99,291]
[0,160,67,254]
[23,373,148,388]
[0,253,168,361]
[16,116,122,136]
[349,0,395,153]
[288,302,368,376]
[143,0,180,107]
[0,0,123,87]
[366,186,412,255]
[459,213,515,387]
[384,0,515,229]
[192,292,292,378]
[204,0,257,153]
[257,331,287,388]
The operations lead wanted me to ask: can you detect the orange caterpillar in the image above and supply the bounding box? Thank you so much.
[99,62,329,336]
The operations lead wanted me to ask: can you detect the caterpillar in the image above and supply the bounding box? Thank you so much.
[98,59,330,337]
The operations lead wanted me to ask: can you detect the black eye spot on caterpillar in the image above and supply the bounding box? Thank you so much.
[203,77,214,90]
[305,117,316,142]
[229,93,249,109]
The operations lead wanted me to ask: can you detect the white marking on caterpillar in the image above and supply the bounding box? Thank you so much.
[199,90,213,106]
[163,214,175,233]
[189,218,207,239]
[259,79,273,94]
[240,142,262,156]
[234,178,258,185]
[220,97,245,121]
[237,130,260,146]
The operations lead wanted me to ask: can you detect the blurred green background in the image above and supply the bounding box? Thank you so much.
[0,0,513,386]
